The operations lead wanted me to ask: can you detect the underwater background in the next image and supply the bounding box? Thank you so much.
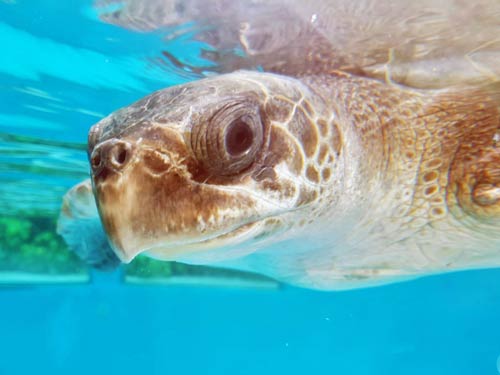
[1,1,500,374]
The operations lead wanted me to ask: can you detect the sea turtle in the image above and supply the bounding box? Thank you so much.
[58,0,500,290]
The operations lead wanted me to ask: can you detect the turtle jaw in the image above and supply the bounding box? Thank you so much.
[95,176,271,264]
[113,220,266,264]
[90,144,277,264]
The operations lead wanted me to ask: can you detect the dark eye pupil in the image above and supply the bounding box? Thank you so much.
[225,120,254,156]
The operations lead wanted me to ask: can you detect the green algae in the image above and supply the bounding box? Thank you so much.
[0,212,277,287]
[126,256,279,287]
[0,214,85,275]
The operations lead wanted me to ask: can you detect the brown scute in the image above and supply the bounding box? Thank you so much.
[264,95,294,123]
[317,119,328,137]
[306,165,320,183]
[405,151,415,159]
[317,143,329,165]
[321,168,332,181]
[430,207,446,217]
[422,170,439,183]
[288,106,319,158]
[424,158,443,169]
[423,185,438,196]
[431,196,445,205]
[296,188,319,206]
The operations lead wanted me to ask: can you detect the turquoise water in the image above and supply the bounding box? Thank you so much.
[2,1,500,374]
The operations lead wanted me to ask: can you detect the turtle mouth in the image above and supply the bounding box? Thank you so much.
[112,220,265,264]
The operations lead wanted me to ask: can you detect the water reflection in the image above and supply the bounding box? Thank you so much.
[0,0,208,215]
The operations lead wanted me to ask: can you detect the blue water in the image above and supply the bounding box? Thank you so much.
[2,1,500,374]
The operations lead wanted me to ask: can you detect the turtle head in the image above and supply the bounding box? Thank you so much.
[88,71,337,264]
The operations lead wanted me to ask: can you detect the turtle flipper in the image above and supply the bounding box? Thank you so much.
[57,179,121,270]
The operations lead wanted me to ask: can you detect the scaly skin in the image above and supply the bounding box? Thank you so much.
[289,73,500,288]
[58,70,500,290]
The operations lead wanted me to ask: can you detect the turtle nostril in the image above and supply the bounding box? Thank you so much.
[90,149,102,171]
[116,148,127,164]
[109,141,131,170]
[90,140,132,176]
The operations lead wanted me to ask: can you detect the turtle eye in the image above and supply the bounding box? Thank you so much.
[225,117,255,157]
[190,100,264,176]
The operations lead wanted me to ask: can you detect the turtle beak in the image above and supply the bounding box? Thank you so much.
[98,216,150,264]
[112,245,140,264]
